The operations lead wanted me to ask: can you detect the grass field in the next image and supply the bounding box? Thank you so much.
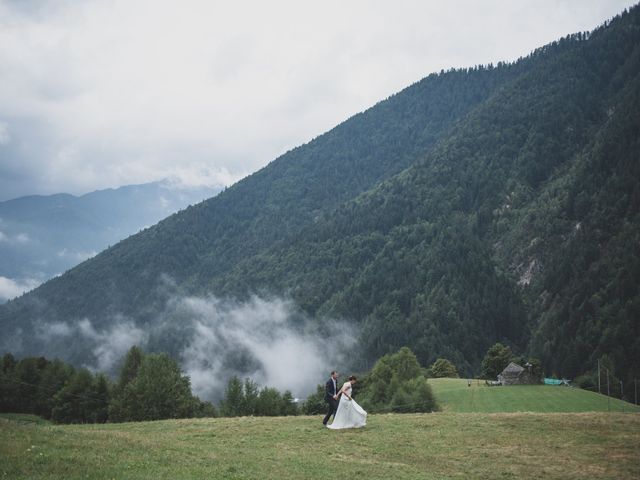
[0,413,53,425]
[1,411,639,479]
[429,378,640,413]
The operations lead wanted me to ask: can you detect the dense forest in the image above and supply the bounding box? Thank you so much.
[0,7,638,390]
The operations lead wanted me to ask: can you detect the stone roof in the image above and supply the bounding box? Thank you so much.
[501,362,525,375]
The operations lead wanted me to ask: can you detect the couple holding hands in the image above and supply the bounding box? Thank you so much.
[322,371,367,429]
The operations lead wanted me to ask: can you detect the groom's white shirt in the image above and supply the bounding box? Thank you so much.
[332,378,337,394]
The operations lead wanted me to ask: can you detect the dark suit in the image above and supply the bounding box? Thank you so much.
[322,377,339,425]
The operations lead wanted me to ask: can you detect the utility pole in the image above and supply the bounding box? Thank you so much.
[635,378,637,405]
[597,359,601,394]
[607,369,610,412]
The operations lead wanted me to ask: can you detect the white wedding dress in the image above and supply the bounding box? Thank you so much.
[327,381,367,429]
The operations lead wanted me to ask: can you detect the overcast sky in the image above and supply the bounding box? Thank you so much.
[0,0,635,201]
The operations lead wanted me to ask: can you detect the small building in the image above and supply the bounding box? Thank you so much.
[497,362,539,385]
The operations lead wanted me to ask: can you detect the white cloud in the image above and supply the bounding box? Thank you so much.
[0,230,31,244]
[174,295,356,401]
[0,276,41,301]
[0,0,634,200]
[46,321,73,337]
[27,293,355,400]
[79,318,148,372]
[38,316,148,372]
[56,248,97,262]
[0,121,9,145]
[14,233,30,243]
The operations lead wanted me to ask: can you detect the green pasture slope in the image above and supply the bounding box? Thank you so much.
[1,412,639,479]
[0,413,52,425]
[429,378,640,413]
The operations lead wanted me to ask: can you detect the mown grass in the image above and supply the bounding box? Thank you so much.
[1,411,639,479]
[429,378,640,413]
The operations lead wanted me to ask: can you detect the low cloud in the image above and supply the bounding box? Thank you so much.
[28,291,357,402]
[56,248,97,262]
[37,316,148,372]
[78,318,148,372]
[46,321,73,337]
[15,233,30,243]
[0,122,9,145]
[0,231,31,244]
[0,276,41,301]
[162,295,356,401]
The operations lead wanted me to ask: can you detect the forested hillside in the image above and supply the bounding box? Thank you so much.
[209,8,640,379]
[1,6,638,387]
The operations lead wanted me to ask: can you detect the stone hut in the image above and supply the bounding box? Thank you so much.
[497,362,539,385]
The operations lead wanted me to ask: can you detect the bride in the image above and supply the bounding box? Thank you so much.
[327,375,367,429]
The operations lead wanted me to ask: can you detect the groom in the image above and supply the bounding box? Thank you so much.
[322,370,340,426]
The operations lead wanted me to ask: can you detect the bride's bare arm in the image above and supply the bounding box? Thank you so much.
[340,382,352,400]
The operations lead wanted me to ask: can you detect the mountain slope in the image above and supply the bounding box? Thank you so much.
[207,9,640,377]
[0,181,219,301]
[0,58,525,325]
[1,7,639,385]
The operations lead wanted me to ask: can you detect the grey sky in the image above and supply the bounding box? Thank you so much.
[0,0,635,201]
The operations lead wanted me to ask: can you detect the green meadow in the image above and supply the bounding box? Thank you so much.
[429,378,640,413]
[2,382,639,479]
[2,410,639,480]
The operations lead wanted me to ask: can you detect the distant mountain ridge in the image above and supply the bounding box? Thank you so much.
[1,6,638,388]
[0,180,221,301]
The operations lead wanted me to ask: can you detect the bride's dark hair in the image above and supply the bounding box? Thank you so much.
[348,375,357,381]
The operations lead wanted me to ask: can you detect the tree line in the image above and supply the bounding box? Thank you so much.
[1,341,629,424]
[0,346,446,423]
[0,347,215,424]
